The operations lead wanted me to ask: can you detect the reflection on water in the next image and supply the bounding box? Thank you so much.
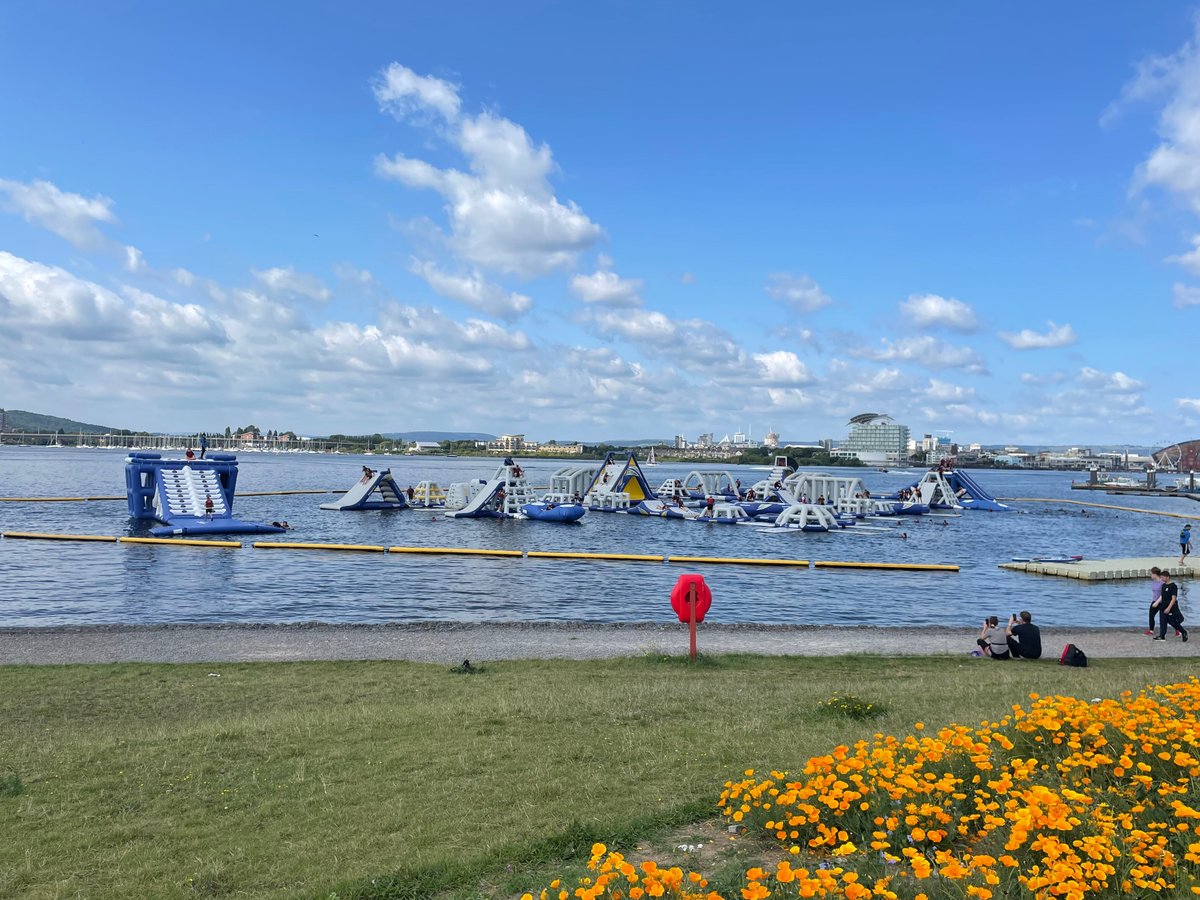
[0,448,1190,627]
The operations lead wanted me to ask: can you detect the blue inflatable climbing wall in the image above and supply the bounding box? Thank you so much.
[125,452,284,536]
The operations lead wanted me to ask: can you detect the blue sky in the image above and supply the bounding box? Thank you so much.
[2,3,1199,445]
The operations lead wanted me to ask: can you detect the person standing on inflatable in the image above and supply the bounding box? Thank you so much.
[199,433,208,459]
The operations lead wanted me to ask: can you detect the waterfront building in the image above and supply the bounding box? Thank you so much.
[1155,439,1200,472]
[832,413,911,465]
[487,433,539,453]
[764,430,779,449]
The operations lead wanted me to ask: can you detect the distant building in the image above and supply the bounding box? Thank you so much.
[487,433,540,454]
[832,413,910,465]
[993,453,1030,468]
[697,433,713,447]
[408,441,441,453]
[1154,439,1200,472]
[674,434,688,449]
[764,430,779,449]
[541,441,584,455]
[0,408,6,432]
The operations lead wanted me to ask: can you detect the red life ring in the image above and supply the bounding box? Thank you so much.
[670,573,712,623]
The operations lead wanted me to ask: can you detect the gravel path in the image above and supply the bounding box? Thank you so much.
[0,622,1193,665]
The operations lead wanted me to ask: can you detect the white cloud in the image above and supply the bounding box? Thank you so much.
[581,306,750,375]
[1174,282,1200,308]
[1108,17,1200,211]
[924,378,975,402]
[124,245,147,274]
[0,251,227,348]
[997,321,1077,350]
[373,63,602,278]
[1167,234,1200,274]
[252,266,332,302]
[0,178,117,248]
[752,350,814,386]
[680,272,696,285]
[1019,371,1067,385]
[374,62,462,122]
[1077,367,1145,393]
[764,272,831,313]
[850,335,986,372]
[333,263,379,286]
[171,268,197,287]
[900,293,979,332]
[381,304,531,352]
[410,259,533,319]
[569,269,643,307]
[1178,398,1200,415]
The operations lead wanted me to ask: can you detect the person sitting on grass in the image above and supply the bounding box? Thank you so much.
[977,616,1010,660]
[1005,610,1042,659]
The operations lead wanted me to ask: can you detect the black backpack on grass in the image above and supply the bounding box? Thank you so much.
[1059,643,1088,667]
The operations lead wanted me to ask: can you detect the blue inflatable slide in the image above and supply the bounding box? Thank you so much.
[125,452,285,536]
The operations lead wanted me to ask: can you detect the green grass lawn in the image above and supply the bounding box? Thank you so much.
[0,654,1193,899]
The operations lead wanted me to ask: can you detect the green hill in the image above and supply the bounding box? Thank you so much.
[1,409,120,434]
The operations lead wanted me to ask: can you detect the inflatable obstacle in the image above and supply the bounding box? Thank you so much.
[320,468,409,511]
[125,452,285,537]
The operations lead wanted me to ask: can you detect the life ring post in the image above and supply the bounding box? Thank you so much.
[688,583,697,661]
[669,573,712,662]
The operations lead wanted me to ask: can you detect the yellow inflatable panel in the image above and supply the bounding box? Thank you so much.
[388,546,523,557]
[2,531,118,542]
[252,541,386,552]
[814,560,959,571]
[120,537,242,548]
[527,550,663,562]
[668,555,809,567]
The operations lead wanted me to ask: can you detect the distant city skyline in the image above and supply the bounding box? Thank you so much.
[3,4,1200,445]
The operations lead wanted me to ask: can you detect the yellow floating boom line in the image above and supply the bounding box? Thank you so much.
[526,550,664,562]
[668,555,809,567]
[119,537,243,548]
[2,531,118,542]
[814,560,959,571]
[1002,497,1200,520]
[388,546,523,557]
[239,490,336,496]
[0,497,90,502]
[252,541,386,552]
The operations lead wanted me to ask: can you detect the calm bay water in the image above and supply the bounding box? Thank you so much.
[0,448,1190,628]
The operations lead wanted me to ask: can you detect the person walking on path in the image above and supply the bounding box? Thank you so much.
[1154,571,1188,642]
[1180,524,1193,566]
[1146,566,1164,635]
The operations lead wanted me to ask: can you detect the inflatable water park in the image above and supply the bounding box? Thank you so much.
[125,452,285,536]
[321,468,409,511]
[442,460,586,522]
[123,448,1008,537]
[395,452,1009,534]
